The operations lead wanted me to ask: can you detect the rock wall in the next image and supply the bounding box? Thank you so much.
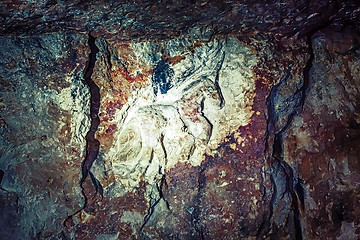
[0,33,89,239]
[0,1,360,239]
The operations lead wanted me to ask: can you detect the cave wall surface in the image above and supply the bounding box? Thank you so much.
[0,1,360,239]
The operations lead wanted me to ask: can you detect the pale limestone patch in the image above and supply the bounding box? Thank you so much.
[103,37,258,190]
[43,71,90,147]
[96,232,120,240]
[121,211,143,224]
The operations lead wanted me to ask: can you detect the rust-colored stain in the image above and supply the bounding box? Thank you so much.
[180,94,202,123]
[97,97,126,150]
[181,104,201,123]
[148,71,274,238]
[105,123,117,134]
[77,210,95,224]
[96,123,118,150]
[189,42,203,53]
[285,102,360,237]
[165,42,204,65]
[227,75,271,161]
[167,55,186,65]
[95,40,208,152]
[65,180,149,240]
[108,42,153,84]
[94,41,154,150]
[99,99,124,122]
[109,67,150,84]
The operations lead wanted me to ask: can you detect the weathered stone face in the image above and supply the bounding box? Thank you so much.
[283,27,360,239]
[0,33,89,239]
[92,37,257,188]
[0,1,360,240]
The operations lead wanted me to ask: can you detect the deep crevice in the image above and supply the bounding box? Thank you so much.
[264,69,292,156]
[0,169,4,185]
[263,70,291,237]
[80,33,103,208]
[264,16,337,239]
[295,178,305,210]
[264,34,311,240]
[63,32,102,227]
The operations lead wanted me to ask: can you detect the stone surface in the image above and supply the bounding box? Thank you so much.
[0,33,90,238]
[0,1,360,240]
[283,27,360,239]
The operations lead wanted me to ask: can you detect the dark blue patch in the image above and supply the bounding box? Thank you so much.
[0,169,4,185]
[153,59,174,95]
[71,88,77,100]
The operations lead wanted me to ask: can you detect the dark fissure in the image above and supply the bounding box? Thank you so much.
[265,16,337,239]
[265,33,316,240]
[81,33,103,201]
[140,173,170,233]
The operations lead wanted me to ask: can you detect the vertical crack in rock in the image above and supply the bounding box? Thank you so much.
[265,39,313,239]
[214,51,226,109]
[0,169,4,185]
[140,133,171,233]
[140,187,160,233]
[105,43,112,71]
[200,98,213,144]
[266,73,304,240]
[64,33,102,225]
[81,32,103,202]
[159,133,168,167]
[295,178,305,210]
[143,149,154,177]
[140,173,170,233]
[190,165,206,240]
[263,70,292,237]
[264,43,312,240]
[0,169,5,191]
[158,174,170,210]
[264,12,337,237]
[264,70,292,156]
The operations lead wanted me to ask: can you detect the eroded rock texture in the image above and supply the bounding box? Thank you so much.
[0,1,360,239]
[0,33,89,239]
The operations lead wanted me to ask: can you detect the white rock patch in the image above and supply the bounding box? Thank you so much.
[103,37,258,190]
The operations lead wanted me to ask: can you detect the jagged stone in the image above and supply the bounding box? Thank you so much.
[0,33,89,238]
[283,26,360,239]
[0,1,359,239]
